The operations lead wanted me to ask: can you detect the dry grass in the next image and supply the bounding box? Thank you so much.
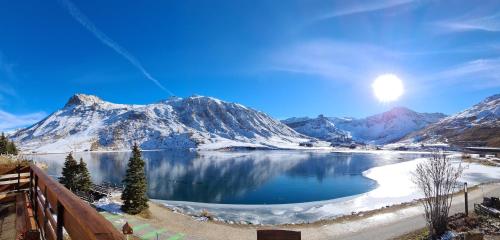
[200,209,214,220]
[0,155,50,171]
[137,208,152,219]
[0,155,16,165]
[0,155,29,166]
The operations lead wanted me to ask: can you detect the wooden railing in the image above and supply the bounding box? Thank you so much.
[0,164,124,240]
[0,164,30,194]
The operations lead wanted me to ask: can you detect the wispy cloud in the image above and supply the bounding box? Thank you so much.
[0,53,16,82]
[314,0,414,20]
[58,0,174,95]
[434,13,500,32]
[0,110,46,132]
[0,84,16,100]
[0,52,18,100]
[426,58,500,88]
[268,39,500,91]
[267,40,401,83]
[395,45,497,56]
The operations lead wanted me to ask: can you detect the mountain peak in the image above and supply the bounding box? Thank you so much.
[65,94,104,107]
[187,95,224,103]
[387,106,414,114]
[484,94,500,103]
[13,93,306,153]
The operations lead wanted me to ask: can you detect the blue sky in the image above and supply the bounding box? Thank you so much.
[1,0,499,131]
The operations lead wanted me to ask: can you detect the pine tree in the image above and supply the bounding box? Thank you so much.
[6,141,18,155]
[12,141,18,155]
[75,158,92,193]
[59,153,79,191]
[121,144,149,214]
[0,133,7,154]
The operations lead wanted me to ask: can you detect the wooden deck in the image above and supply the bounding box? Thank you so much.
[0,192,38,240]
[0,164,124,240]
[0,201,16,240]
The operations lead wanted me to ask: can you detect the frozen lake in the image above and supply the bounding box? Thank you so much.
[31,150,426,204]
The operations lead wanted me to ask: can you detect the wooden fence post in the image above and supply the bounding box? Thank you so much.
[16,164,20,191]
[29,169,33,201]
[464,182,468,217]
[56,201,64,240]
[33,176,38,227]
[43,187,49,239]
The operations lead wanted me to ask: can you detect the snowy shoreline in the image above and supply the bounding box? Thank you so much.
[154,155,500,225]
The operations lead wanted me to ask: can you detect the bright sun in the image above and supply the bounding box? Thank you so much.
[372,74,404,102]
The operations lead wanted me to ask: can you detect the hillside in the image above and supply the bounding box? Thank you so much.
[285,107,446,145]
[11,94,311,153]
[402,94,500,147]
[282,115,352,145]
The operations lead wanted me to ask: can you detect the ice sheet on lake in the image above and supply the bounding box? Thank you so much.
[154,156,500,225]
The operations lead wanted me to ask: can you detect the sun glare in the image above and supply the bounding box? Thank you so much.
[372,74,404,103]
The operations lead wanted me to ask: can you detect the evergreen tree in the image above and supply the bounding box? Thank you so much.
[12,141,18,155]
[0,133,7,154]
[75,158,92,192]
[59,153,79,191]
[121,144,149,214]
[6,141,18,155]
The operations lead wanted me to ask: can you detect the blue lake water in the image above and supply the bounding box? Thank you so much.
[31,150,425,204]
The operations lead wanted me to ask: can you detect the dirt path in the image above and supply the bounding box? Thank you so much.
[281,183,500,240]
[291,183,500,240]
[108,183,500,240]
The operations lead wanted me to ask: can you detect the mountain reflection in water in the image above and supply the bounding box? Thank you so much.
[32,150,424,204]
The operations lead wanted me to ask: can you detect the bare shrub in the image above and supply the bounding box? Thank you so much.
[200,209,214,220]
[412,152,463,238]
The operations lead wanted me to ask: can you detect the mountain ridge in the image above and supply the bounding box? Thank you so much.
[401,94,500,147]
[11,93,499,152]
[284,107,447,145]
[11,94,312,153]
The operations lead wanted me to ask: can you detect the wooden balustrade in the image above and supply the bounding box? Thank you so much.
[0,164,30,194]
[0,164,124,240]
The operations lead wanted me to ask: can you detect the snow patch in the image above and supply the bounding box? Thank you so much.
[94,197,123,214]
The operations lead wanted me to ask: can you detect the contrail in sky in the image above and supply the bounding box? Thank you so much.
[59,0,174,96]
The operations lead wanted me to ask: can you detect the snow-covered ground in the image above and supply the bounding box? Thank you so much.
[155,155,500,225]
[94,195,123,214]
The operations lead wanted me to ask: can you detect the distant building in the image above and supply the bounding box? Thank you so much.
[464,147,500,158]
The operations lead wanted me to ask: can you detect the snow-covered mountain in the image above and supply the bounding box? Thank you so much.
[285,107,446,145]
[11,94,311,153]
[282,115,351,145]
[402,94,500,147]
[332,107,447,144]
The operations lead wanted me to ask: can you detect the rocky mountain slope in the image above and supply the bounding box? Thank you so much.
[282,115,352,145]
[284,107,446,145]
[402,94,500,147]
[11,94,311,153]
[332,107,447,145]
